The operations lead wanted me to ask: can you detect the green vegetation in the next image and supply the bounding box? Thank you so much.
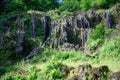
[1,40,120,79]
[86,23,114,50]
[0,0,120,80]
[59,0,120,11]
[0,0,59,14]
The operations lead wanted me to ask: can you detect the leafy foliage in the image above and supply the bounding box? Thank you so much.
[90,23,105,40]
[59,0,120,11]
[80,0,92,10]
[86,23,113,50]
[0,0,59,14]
[41,60,64,79]
[100,36,120,59]
[59,0,81,11]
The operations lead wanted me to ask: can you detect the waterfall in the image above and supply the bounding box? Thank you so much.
[41,16,50,40]
[0,33,3,46]
[67,16,73,26]
[77,15,91,47]
[31,14,37,38]
[16,15,25,43]
[60,19,68,45]
[15,15,25,54]
[41,16,46,32]
[81,29,87,47]
[15,43,23,54]
[106,11,113,28]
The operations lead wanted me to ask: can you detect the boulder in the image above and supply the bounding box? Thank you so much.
[111,71,120,80]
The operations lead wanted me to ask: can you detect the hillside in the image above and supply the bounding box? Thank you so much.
[0,0,120,80]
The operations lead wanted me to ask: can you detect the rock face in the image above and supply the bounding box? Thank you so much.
[54,64,110,80]
[0,5,120,57]
[111,72,120,80]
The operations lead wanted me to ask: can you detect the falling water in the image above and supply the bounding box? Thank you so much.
[41,16,46,31]
[41,16,50,40]
[0,34,3,46]
[67,16,73,26]
[31,14,37,38]
[81,29,88,47]
[16,15,25,43]
[15,43,23,54]
[77,15,91,47]
[15,15,25,54]
[106,11,113,28]
[60,20,68,45]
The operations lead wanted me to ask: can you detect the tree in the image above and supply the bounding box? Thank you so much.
[0,0,59,15]
[59,0,81,11]
[80,0,92,10]
[59,0,120,12]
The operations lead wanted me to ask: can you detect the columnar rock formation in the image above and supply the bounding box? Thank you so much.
[0,5,119,56]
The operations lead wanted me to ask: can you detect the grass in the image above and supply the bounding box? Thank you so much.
[0,22,120,79]
[1,44,120,79]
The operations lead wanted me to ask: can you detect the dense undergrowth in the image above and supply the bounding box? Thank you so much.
[0,0,120,80]
[0,23,120,80]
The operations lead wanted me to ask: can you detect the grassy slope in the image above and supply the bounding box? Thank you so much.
[1,40,120,79]
[0,24,120,79]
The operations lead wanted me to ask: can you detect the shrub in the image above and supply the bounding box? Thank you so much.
[54,51,74,60]
[80,0,92,10]
[90,23,105,40]
[59,0,81,11]
[1,73,26,80]
[86,23,113,51]
[41,60,64,79]
[49,69,63,79]
[27,65,38,80]
[99,37,120,59]
[89,39,103,50]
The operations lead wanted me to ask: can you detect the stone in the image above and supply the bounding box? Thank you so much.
[26,47,41,59]
[59,65,70,77]
[111,71,120,80]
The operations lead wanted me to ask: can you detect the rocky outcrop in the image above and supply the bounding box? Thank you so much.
[111,71,120,80]
[0,4,120,58]
[58,64,111,80]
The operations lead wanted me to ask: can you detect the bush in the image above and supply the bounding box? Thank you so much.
[27,65,38,80]
[80,0,92,10]
[49,69,63,79]
[54,51,74,60]
[86,23,113,51]
[41,60,64,79]
[89,39,103,50]
[59,0,81,11]
[1,73,26,80]
[59,0,120,11]
[90,23,105,40]
[100,37,120,59]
